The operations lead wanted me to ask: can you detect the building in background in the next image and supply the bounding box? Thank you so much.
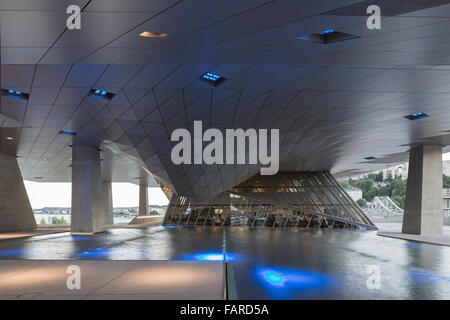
[443,161,450,176]
[443,189,450,219]
[350,160,450,182]
[346,186,363,202]
[382,163,409,181]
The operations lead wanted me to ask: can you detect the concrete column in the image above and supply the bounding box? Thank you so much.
[103,180,114,225]
[0,153,37,232]
[71,144,104,234]
[402,145,443,235]
[139,183,148,216]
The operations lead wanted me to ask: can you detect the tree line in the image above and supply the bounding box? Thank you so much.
[341,172,450,209]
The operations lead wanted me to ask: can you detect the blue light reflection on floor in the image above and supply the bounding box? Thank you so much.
[196,253,225,261]
[69,236,94,241]
[402,242,436,249]
[177,251,240,262]
[409,270,450,284]
[0,249,28,257]
[76,248,112,259]
[255,266,334,299]
[404,243,422,248]
[264,271,285,285]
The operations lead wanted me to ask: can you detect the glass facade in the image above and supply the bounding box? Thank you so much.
[163,172,376,230]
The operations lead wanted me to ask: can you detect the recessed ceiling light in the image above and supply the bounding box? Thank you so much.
[320,29,336,35]
[297,29,360,44]
[89,89,115,100]
[43,158,49,161]
[59,130,77,136]
[1,88,30,100]
[405,112,428,120]
[5,136,14,140]
[199,72,227,87]
[139,31,168,39]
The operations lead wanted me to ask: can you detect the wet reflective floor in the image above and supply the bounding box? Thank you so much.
[0,226,449,299]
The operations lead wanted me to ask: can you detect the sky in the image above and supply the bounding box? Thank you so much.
[24,181,169,209]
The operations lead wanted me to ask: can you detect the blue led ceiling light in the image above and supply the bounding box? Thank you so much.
[202,73,220,81]
[320,29,336,35]
[1,88,30,100]
[297,29,360,44]
[89,89,115,100]
[59,130,77,136]
[405,112,428,120]
[199,72,227,87]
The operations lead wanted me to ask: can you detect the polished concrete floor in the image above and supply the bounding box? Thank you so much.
[0,260,224,300]
[378,231,450,246]
[0,227,70,241]
[376,223,450,246]
[0,226,449,299]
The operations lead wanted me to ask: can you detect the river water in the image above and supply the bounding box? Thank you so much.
[33,214,133,225]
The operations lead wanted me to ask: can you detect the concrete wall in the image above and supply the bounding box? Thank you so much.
[403,145,443,235]
[0,153,37,232]
[71,144,105,234]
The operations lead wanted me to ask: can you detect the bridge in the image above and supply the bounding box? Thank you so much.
[365,197,404,217]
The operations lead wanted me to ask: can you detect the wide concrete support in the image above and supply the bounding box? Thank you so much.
[71,144,104,234]
[103,181,114,225]
[402,145,443,235]
[0,153,37,232]
[139,183,148,216]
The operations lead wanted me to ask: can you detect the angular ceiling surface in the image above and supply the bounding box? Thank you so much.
[2,1,450,199]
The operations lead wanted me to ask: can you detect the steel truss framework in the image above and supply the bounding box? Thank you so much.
[163,172,376,230]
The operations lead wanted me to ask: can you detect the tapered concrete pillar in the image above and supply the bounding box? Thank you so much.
[402,145,443,235]
[71,144,105,234]
[0,153,37,232]
[139,183,148,216]
[103,180,114,225]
